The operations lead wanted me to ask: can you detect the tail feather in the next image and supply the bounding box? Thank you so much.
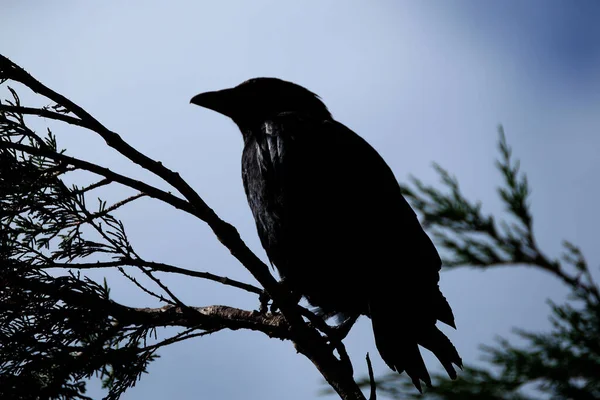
[372,309,433,391]
[374,330,432,392]
[436,289,457,329]
[418,326,463,380]
[370,294,461,392]
[403,344,431,393]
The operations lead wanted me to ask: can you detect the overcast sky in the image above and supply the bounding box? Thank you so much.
[2,1,600,399]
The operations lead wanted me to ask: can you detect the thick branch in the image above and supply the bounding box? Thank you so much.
[13,272,289,339]
[126,304,289,339]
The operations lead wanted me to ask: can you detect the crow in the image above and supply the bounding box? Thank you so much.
[190,78,462,391]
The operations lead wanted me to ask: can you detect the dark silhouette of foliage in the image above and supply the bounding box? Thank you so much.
[353,127,600,399]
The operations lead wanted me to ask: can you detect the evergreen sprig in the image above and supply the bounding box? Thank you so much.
[356,127,600,399]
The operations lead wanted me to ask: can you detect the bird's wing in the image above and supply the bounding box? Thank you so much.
[311,119,461,385]
[303,116,442,271]
[243,112,454,322]
[261,114,439,272]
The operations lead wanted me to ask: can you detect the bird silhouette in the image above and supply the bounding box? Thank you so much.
[191,78,462,391]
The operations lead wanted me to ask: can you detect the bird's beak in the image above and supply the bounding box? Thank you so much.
[190,88,237,118]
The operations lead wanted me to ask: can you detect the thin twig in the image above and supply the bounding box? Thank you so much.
[117,266,174,305]
[95,193,146,218]
[138,327,222,353]
[0,141,196,216]
[0,104,86,128]
[366,353,376,400]
[42,259,263,295]
[138,265,187,307]
[66,186,187,307]
[71,178,112,195]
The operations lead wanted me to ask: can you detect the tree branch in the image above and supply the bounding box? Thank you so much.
[127,304,289,338]
[137,327,223,353]
[366,353,376,400]
[42,259,263,295]
[0,104,87,128]
[0,140,196,217]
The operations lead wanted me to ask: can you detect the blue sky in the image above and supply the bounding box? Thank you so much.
[2,1,599,399]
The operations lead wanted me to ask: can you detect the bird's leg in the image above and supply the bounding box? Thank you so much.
[334,342,354,377]
[328,314,359,343]
[292,306,356,376]
[258,291,271,314]
[321,314,358,378]
[269,277,302,313]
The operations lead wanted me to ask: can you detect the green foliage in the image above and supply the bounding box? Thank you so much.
[0,264,158,400]
[359,126,600,399]
[400,127,540,268]
[1,84,158,399]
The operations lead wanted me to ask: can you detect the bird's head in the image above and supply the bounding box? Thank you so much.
[190,77,331,131]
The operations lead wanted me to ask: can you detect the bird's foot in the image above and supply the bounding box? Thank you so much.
[258,291,271,314]
[269,278,302,313]
[317,314,358,377]
[257,279,302,314]
[327,314,359,343]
